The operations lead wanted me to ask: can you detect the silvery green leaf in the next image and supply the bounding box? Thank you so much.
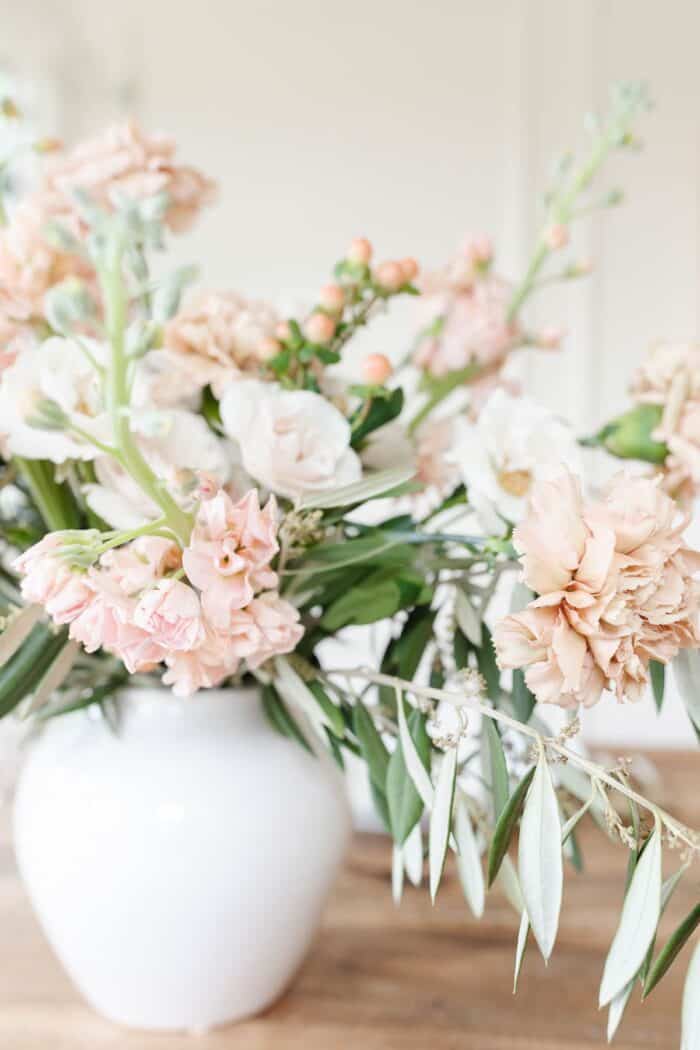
[607,979,634,1042]
[561,792,595,845]
[429,747,457,902]
[599,827,662,1006]
[0,605,42,668]
[682,941,700,1049]
[513,911,529,993]
[509,580,533,614]
[392,844,404,905]
[396,689,434,809]
[151,264,199,323]
[673,651,700,734]
[455,587,482,646]
[273,657,331,740]
[498,854,525,914]
[555,760,607,828]
[518,752,563,961]
[22,639,79,716]
[455,797,484,918]
[403,823,423,888]
[299,465,416,511]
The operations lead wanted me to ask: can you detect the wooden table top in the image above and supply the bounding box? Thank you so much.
[1,750,696,1049]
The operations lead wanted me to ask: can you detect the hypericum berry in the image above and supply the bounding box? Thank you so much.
[347,237,373,265]
[374,260,404,293]
[257,336,282,360]
[318,283,345,314]
[536,326,565,350]
[304,312,336,344]
[399,257,419,284]
[274,320,292,342]
[361,353,393,385]
[544,223,569,250]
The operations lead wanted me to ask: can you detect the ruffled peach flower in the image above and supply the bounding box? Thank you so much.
[494,470,700,708]
[13,535,93,625]
[133,578,205,652]
[228,592,303,669]
[163,291,279,398]
[44,120,217,233]
[161,625,239,697]
[182,488,279,629]
[414,239,521,379]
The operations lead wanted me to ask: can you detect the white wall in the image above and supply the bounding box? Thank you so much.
[1,0,698,744]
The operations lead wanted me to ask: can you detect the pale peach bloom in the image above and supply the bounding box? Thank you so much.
[69,588,165,674]
[182,489,279,629]
[163,291,279,398]
[228,592,303,669]
[13,535,93,625]
[133,579,205,652]
[495,469,700,708]
[161,626,238,697]
[98,536,182,595]
[44,120,216,233]
[415,417,460,496]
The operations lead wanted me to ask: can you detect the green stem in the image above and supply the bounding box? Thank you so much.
[14,458,81,531]
[98,243,194,546]
[408,363,481,434]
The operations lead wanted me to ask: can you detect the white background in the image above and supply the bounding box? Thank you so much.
[1,0,698,745]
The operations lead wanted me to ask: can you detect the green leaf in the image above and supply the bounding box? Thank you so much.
[261,684,313,753]
[673,650,700,738]
[353,700,390,793]
[455,797,484,918]
[320,578,402,631]
[0,624,68,718]
[350,387,404,447]
[607,979,635,1043]
[307,681,345,738]
[15,457,81,530]
[681,940,700,1049]
[643,903,700,999]
[299,465,416,510]
[518,753,563,961]
[598,404,668,464]
[483,717,509,819]
[649,660,665,713]
[513,911,530,993]
[599,827,662,1006]
[487,766,536,887]
[429,747,457,902]
[455,588,482,646]
[476,623,501,702]
[387,706,431,845]
[511,668,536,724]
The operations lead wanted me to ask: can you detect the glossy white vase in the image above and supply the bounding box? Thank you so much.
[12,686,351,1032]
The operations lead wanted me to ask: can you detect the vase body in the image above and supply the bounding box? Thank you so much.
[12,686,351,1032]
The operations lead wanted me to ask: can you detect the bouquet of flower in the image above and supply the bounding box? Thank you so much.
[1,81,699,1042]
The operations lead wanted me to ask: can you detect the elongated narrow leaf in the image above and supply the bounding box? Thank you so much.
[429,747,457,902]
[607,979,634,1043]
[403,823,423,888]
[498,854,524,913]
[307,681,345,738]
[455,798,484,918]
[23,639,79,715]
[353,700,390,791]
[391,844,404,905]
[562,793,595,845]
[0,605,42,668]
[299,465,416,510]
[674,650,700,735]
[483,717,509,819]
[387,701,431,845]
[455,588,482,646]
[396,690,434,808]
[640,865,688,986]
[273,657,333,740]
[261,684,313,753]
[682,941,700,1050]
[487,766,536,887]
[599,827,662,1006]
[643,903,700,999]
[518,752,563,961]
[513,911,530,993]
[649,660,665,713]
[511,668,536,724]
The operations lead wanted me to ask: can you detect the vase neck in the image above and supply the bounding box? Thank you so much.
[113,685,264,737]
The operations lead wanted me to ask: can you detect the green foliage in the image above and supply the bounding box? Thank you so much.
[487,766,535,886]
[349,387,404,448]
[386,707,431,845]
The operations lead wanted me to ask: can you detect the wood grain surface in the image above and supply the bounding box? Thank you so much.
[0,751,696,1049]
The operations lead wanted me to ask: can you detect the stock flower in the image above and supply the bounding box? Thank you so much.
[98,536,182,594]
[133,578,205,652]
[182,488,279,629]
[162,291,280,400]
[161,625,239,697]
[44,120,217,233]
[13,535,93,625]
[0,336,107,462]
[228,592,303,669]
[219,380,362,501]
[414,239,521,379]
[450,389,582,533]
[494,470,700,708]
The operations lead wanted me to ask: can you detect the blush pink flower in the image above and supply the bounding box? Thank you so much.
[44,120,217,233]
[13,535,93,625]
[99,536,182,594]
[228,592,303,669]
[133,579,205,652]
[161,625,240,697]
[494,469,700,707]
[182,488,279,629]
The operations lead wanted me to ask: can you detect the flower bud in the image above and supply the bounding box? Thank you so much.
[598,404,668,464]
[399,257,419,284]
[544,224,569,250]
[374,260,404,293]
[275,320,292,342]
[361,353,393,385]
[536,327,565,350]
[257,336,282,361]
[304,312,336,344]
[318,283,345,314]
[347,237,373,265]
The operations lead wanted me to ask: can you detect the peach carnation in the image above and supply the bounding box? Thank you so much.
[44,120,216,233]
[494,469,700,708]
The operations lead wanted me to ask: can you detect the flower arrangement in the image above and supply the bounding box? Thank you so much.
[1,82,699,1041]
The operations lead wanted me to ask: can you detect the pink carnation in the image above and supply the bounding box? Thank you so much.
[161,624,239,697]
[133,578,205,652]
[183,489,279,629]
[44,120,217,233]
[228,592,304,669]
[13,535,93,625]
[494,470,700,708]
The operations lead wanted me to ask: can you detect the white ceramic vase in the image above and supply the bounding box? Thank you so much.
[12,686,351,1033]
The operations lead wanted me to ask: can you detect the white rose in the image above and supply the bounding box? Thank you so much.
[0,336,108,462]
[451,389,582,533]
[219,379,362,501]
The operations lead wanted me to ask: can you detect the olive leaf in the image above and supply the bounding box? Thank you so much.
[429,747,457,902]
[487,766,536,887]
[455,797,484,919]
[518,751,563,962]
